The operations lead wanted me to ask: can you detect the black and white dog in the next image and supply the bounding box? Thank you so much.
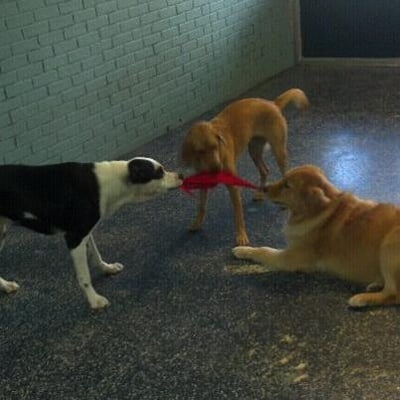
[0,157,182,309]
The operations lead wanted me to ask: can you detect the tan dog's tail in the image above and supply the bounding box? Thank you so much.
[274,88,309,110]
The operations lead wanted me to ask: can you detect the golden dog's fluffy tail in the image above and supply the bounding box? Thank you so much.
[274,88,309,110]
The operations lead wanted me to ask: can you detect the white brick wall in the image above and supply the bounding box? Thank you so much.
[0,0,296,164]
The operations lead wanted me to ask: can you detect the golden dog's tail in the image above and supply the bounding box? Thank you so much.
[274,88,309,110]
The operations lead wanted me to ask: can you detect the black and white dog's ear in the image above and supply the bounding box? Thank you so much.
[127,158,164,184]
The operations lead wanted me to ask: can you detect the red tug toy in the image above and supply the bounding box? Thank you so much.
[180,171,259,195]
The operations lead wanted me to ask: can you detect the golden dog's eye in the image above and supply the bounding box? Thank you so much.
[283,180,291,189]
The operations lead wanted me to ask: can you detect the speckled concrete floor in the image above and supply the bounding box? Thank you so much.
[2,64,400,399]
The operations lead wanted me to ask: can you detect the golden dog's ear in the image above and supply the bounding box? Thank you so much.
[216,133,226,146]
[305,187,331,213]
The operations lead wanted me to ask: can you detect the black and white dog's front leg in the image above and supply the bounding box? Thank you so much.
[68,234,110,309]
[87,234,124,275]
[0,218,19,294]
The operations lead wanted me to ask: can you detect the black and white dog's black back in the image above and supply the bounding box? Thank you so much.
[0,157,182,309]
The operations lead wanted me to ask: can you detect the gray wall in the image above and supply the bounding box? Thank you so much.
[0,0,296,164]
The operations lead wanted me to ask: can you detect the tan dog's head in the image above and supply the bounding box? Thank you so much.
[181,121,225,172]
[264,165,341,222]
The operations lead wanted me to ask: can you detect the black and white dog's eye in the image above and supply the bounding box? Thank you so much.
[128,158,166,184]
[155,167,164,179]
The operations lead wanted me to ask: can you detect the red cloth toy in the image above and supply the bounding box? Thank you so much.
[181,171,259,194]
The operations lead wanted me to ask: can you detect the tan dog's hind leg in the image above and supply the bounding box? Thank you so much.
[248,137,269,201]
[272,146,288,176]
[227,186,249,246]
[348,227,400,308]
[269,117,288,175]
[189,189,208,231]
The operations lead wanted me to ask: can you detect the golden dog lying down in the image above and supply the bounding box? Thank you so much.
[227,164,400,308]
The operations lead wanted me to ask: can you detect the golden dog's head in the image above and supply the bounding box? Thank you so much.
[181,121,225,173]
[264,165,341,222]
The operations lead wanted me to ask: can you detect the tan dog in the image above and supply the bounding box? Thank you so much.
[181,89,309,246]
[228,164,400,308]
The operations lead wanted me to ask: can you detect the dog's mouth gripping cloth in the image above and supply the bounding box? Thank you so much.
[180,171,259,194]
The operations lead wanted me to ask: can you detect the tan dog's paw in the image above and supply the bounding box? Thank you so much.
[366,282,383,292]
[232,246,254,260]
[235,232,250,246]
[188,217,203,232]
[252,190,265,202]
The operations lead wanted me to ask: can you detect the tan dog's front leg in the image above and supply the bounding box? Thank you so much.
[227,186,249,246]
[189,189,208,231]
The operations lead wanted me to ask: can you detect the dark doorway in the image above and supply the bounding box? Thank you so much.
[300,0,400,58]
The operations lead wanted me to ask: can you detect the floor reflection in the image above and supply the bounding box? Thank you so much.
[320,129,370,190]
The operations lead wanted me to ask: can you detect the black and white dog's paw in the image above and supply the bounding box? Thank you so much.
[100,262,124,275]
[89,293,110,309]
[0,278,20,294]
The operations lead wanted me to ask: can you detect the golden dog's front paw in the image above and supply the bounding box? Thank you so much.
[232,246,254,260]
[348,293,370,308]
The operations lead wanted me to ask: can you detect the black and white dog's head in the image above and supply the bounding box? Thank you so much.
[96,156,183,217]
[126,157,183,198]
